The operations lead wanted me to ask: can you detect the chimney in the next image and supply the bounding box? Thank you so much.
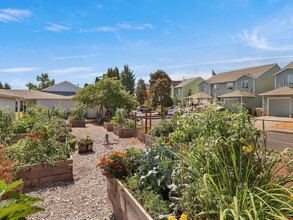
[183,76,185,81]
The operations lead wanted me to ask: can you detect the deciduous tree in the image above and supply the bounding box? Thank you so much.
[74,77,136,113]
[136,79,147,105]
[121,65,135,95]
[149,70,173,114]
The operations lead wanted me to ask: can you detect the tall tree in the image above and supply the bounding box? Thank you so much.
[149,70,173,115]
[103,67,120,79]
[74,77,136,112]
[121,65,135,95]
[0,82,11,89]
[136,79,147,105]
[26,73,55,90]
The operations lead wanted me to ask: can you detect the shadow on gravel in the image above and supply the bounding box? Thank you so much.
[23,180,75,193]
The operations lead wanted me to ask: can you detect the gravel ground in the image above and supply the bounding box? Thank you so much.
[26,122,145,220]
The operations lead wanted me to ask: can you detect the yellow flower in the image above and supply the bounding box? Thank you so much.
[168,216,177,220]
[179,214,187,220]
[242,145,252,154]
[290,194,293,199]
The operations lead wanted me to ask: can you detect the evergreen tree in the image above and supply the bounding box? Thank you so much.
[26,73,55,90]
[0,82,11,89]
[103,67,120,79]
[136,79,147,105]
[121,65,135,95]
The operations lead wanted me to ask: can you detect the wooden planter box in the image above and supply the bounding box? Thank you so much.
[104,122,114,132]
[107,178,153,220]
[16,158,73,188]
[69,119,85,127]
[144,134,158,147]
[78,142,94,153]
[113,127,135,138]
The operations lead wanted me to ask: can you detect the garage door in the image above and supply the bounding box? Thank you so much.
[269,99,289,117]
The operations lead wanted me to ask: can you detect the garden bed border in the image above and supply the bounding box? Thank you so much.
[107,177,153,220]
[16,157,73,188]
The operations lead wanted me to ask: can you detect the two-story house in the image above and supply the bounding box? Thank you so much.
[171,77,203,105]
[199,63,281,111]
[260,61,293,117]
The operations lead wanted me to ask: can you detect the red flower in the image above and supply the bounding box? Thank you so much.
[26,133,34,138]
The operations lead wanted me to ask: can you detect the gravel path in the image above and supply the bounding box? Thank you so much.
[26,122,145,220]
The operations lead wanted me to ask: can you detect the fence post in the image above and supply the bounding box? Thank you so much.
[134,112,137,138]
[145,112,148,134]
[262,119,267,155]
[149,112,152,131]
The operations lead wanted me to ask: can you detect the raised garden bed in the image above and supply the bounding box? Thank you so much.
[113,127,135,138]
[69,119,85,127]
[16,157,73,188]
[104,122,114,132]
[107,177,153,220]
[78,141,93,153]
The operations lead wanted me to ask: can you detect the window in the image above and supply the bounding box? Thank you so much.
[283,75,293,86]
[176,89,179,95]
[227,82,234,90]
[241,80,249,89]
[201,85,206,92]
[213,84,219,90]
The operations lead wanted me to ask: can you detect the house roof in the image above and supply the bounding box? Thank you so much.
[0,89,72,100]
[185,92,213,99]
[218,90,256,98]
[273,61,293,76]
[175,77,201,88]
[171,80,182,87]
[42,80,81,92]
[259,86,293,96]
[205,63,278,84]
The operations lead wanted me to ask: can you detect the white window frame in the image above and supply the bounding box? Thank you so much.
[213,84,219,90]
[283,75,293,86]
[241,80,249,89]
[227,82,234,90]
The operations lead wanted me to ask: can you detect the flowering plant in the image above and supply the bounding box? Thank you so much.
[96,150,127,179]
[0,144,14,184]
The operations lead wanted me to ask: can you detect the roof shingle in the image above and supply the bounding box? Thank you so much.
[205,63,278,84]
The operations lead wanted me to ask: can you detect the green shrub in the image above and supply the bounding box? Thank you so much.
[0,107,14,145]
[111,108,127,125]
[148,117,178,137]
[12,116,34,134]
[69,102,87,120]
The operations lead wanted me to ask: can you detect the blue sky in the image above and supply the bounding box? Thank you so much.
[1,0,293,89]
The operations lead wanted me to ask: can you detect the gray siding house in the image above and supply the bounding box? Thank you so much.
[198,63,281,111]
[260,61,293,117]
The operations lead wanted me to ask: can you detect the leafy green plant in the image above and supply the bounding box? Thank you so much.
[173,106,293,219]
[0,107,14,145]
[6,124,73,166]
[0,179,44,219]
[12,116,34,134]
[148,116,178,137]
[69,102,87,120]
[111,108,127,126]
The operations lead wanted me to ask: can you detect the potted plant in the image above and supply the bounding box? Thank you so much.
[77,136,93,153]
[68,138,77,150]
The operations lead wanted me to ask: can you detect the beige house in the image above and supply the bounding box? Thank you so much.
[199,63,281,111]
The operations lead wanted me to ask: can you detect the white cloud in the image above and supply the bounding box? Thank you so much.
[239,30,271,49]
[0,8,31,23]
[52,54,98,60]
[49,67,95,75]
[80,22,153,33]
[238,6,293,50]
[0,67,38,73]
[45,24,70,32]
